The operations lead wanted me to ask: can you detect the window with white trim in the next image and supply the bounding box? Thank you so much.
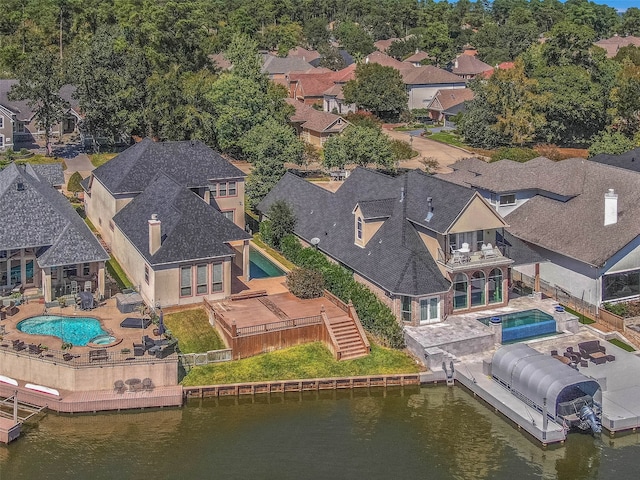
[144,264,149,285]
[180,266,192,296]
[228,181,237,196]
[222,210,234,222]
[211,263,223,292]
[499,194,516,206]
[196,264,208,294]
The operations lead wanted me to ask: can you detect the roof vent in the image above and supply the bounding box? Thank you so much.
[16,182,25,191]
[400,186,405,203]
[604,189,617,226]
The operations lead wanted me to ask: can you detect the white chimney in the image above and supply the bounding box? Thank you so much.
[149,214,161,255]
[604,189,618,226]
[454,59,459,69]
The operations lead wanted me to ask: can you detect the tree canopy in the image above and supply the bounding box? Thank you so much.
[343,63,408,121]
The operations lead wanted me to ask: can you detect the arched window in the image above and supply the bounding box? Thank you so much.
[488,268,503,304]
[471,271,486,307]
[356,217,363,241]
[453,273,468,309]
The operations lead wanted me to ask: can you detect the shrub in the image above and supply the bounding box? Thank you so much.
[390,139,415,162]
[280,234,302,263]
[490,147,538,163]
[67,171,84,194]
[259,220,273,247]
[266,200,296,249]
[287,268,325,299]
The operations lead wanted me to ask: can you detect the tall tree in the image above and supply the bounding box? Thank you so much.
[343,63,408,121]
[9,48,67,155]
[323,126,394,169]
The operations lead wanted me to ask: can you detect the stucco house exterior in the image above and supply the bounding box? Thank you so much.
[259,168,542,326]
[286,99,350,147]
[0,163,108,301]
[426,87,474,123]
[438,156,640,308]
[82,138,250,308]
[0,81,81,149]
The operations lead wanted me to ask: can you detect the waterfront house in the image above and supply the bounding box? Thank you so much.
[259,168,542,326]
[82,138,250,308]
[0,163,108,301]
[438,157,640,308]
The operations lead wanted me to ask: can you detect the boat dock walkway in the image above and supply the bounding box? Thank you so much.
[455,360,567,445]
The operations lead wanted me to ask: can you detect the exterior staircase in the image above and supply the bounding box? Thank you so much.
[326,315,370,361]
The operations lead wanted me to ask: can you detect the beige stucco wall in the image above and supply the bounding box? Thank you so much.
[212,179,246,230]
[85,178,120,244]
[0,350,178,390]
[416,227,449,277]
[448,195,507,234]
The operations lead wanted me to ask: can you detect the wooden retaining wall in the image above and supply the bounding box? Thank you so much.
[183,374,421,398]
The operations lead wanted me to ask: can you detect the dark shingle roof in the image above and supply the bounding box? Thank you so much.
[590,148,640,173]
[90,138,245,195]
[112,174,250,266]
[27,163,64,187]
[258,168,465,296]
[0,163,108,267]
[0,80,79,121]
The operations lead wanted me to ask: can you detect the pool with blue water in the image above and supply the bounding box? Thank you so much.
[250,248,285,279]
[478,309,557,343]
[17,315,111,346]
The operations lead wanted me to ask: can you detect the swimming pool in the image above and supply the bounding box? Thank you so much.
[250,248,285,279]
[17,315,111,346]
[478,309,557,343]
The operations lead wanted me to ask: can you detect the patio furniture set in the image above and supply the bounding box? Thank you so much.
[114,377,154,394]
[553,340,615,367]
[133,335,178,359]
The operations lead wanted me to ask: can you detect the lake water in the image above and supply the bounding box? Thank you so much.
[2,386,640,479]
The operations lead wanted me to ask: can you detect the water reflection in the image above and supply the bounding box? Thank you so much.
[1,386,640,479]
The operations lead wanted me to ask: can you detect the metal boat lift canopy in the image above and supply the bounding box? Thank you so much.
[491,343,601,419]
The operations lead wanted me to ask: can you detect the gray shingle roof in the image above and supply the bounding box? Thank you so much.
[439,157,640,267]
[112,173,250,267]
[590,148,640,173]
[27,163,65,187]
[89,138,245,195]
[0,80,79,121]
[358,198,395,219]
[261,55,315,75]
[258,168,469,296]
[0,163,108,268]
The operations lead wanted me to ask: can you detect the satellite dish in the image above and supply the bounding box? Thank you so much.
[310,237,320,246]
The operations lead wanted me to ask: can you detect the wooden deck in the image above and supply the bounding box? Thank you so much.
[0,382,183,414]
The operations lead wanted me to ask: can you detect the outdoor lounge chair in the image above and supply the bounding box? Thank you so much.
[5,301,18,316]
[63,353,74,361]
[28,344,43,355]
[142,335,156,350]
[578,341,606,360]
[89,349,108,362]
[133,343,145,356]
[114,380,126,394]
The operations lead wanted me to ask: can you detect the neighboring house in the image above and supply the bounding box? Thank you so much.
[0,81,81,149]
[111,173,251,308]
[287,46,322,64]
[594,35,640,58]
[0,163,109,302]
[438,156,640,308]
[309,49,355,68]
[82,138,250,307]
[426,88,474,123]
[288,64,356,107]
[261,54,316,80]
[449,53,493,79]
[259,168,542,326]
[374,38,400,53]
[364,51,409,70]
[286,98,350,146]
[404,50,431,67]
[480,61,515,78]
[401,66,467,110]
[208,52,232,71]
[323,83,356,114]
[590,147,640,173]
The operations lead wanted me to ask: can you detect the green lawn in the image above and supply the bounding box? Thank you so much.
[427,131,467,148]
[89,153,117,168]
[608,338,636,352]
[181,341,420,386]
[561,305,595,325]
[164,308,225,354]
[106,256,133,289]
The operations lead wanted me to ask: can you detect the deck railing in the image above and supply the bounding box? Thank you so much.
[0,342,176,367]
[236,315,323,336]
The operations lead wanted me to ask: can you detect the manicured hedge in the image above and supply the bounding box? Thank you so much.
[278,234,404,348]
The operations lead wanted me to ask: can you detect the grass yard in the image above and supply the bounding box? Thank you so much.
[181,341,420,386]
[106,256,133,289]
[164,308,225,354]
[562,305,595,325]
[89,152,117,168]
[608,338,636,352]
[427,131,467,148]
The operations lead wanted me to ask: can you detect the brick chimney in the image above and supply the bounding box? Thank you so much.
[604,189,617,226]
[149,214,161,255]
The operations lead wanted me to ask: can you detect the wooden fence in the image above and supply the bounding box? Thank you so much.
[183,374,421,398]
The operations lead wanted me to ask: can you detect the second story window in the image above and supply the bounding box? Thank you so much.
[219,182,227,197]
[356,217,363,241]
[228,181,237,196]
[499,194,516,206]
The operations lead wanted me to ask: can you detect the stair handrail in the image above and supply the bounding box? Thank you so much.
[348,302,371,352]
[321,310,342,360]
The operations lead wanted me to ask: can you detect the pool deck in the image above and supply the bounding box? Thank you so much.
[406,296,640,444]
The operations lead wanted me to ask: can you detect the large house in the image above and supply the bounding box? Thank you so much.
[286,98,350,146]
[426,88,474,124]
[82,138,251,308]
[0,163,109,302]
[449,53,493,79]
[259,168,542,326]
[594,35,640,58]
[0,80,81,149]
[438,157,640,308]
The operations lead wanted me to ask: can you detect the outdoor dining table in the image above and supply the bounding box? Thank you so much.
[124,378,141,392]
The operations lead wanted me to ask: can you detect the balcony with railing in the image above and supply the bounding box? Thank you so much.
[437,243,513,272]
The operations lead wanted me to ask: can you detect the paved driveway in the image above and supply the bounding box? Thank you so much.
[383,127,478,173]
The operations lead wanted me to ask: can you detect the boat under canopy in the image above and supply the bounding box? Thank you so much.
[491,343,601,422]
